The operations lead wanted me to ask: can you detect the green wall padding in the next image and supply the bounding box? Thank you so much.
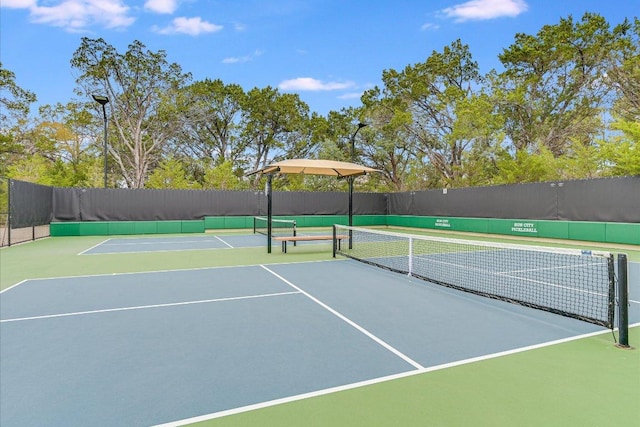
[157,221,182,234]
[48,217,640,245]
[605,222,640,245]
[134,221,157,234]
[50,222,81,236]
[568,222,607,242]
[108,221,136,235]
[181,220,205,233]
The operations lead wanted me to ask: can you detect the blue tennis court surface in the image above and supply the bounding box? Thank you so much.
[3,256,628,427]
[81,233,336,254]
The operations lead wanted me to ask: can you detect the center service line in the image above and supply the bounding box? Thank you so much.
[260,264,425,370]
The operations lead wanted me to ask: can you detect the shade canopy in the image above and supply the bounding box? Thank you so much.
[248,159,380,178]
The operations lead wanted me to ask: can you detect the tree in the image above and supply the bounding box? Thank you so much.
[174,79,246,178]
[145,158,198,189]
[33,102,99,186]
[0,63,36,125]
[605,17,640,122]
[0,63,36,175]
[70,38,191,188]
[364,40,492,187]
[495,13,628,156]
[202,160,249,190]
[239,86,311,186]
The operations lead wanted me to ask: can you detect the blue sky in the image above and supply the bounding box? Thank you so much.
[1,0,636,116]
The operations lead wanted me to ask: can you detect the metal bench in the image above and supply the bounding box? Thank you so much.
[273,235,348,253]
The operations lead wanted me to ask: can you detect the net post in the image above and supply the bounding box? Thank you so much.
[7,178,11,247]
[293,220,297,247]
[253,216,257,234]
[408,236,413,277]
[266,174,272,254]
[617,254,630,348]
[332,225,337,258]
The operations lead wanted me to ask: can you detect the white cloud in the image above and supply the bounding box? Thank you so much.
[144,0,178,14]
[441,0,528,22]
[233,22,246,31]
[222,49,264,64]
[337,92,364,100]
[154,16,223,36]
[1,0,36,7]
[28,0,134,31]
[279,77,355,92]
[420,22,440,31]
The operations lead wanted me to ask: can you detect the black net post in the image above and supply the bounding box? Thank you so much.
[332,225,337,258]
[7,178,11,247]
[267,174,272,254]
[617,254,629,348]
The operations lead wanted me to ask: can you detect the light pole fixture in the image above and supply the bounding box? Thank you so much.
[92,94,109,188]
[348,122,368,248]
[350,122,368,163]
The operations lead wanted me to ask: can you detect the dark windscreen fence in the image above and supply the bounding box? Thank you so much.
[334,225,616,328]
[391,176,640,222]
[1,179,52,246]
[10,180,53,228]
[44,175,638,223]
[52,188,265,221]
[557,177,640,223]
[0,177,7,246]
[257,191,387,216]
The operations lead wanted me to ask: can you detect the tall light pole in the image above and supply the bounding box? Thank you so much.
[348,122,368,248]
[92,94,109,188]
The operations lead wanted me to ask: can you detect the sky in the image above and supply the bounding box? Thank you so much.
[0,0,637,116]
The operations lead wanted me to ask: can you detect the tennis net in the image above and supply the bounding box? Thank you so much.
[333,225,615,328]
[253,216,297,237]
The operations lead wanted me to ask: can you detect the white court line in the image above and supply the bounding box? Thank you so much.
[152,325,639,427]
[0,259,344,288]
[0,291,300,323]
[0,279,29,294]
[101,238,219,246]
[214,236,234,248]
[260,265,424,370]
[78,238,112,255]
[81,246,235,256]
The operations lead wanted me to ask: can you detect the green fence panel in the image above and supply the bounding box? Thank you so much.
[354,215,387,226]
[605,222,640,245]
[455,218,489,233]
[157,221,182,234]
[78,222,109,236]
[50,222,81,236]
[537,220,569,240]
[223,216,251,229]
[386,215,413,227]
[568,221,607,243]
[181,220,205,233]
[134,221,157,234]
[204,217,226,230]
[108,221,136,235]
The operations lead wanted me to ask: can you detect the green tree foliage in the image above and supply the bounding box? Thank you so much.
[495,13,627,156]
[240,86,311,184]
[202,160,249,190]
[70,38,191,188]
[0,63,36,176]
[145,158,198,189]
[4,13,638,191]
[175,79,246,168]
[364,40,493,187]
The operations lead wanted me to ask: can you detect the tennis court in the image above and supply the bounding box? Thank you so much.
[1,229,638,426]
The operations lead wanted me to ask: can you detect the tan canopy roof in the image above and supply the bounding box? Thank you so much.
[248,159,380,178]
